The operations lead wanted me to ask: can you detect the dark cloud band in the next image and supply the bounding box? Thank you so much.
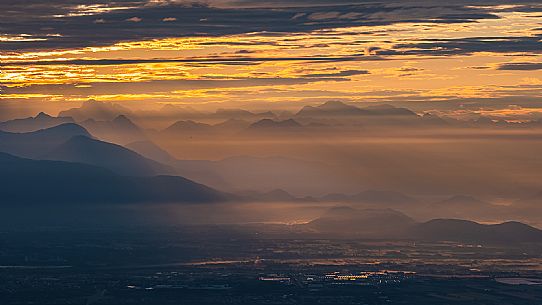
[498,63,542,71]
[0,55,368,66]
[0,1,504,52]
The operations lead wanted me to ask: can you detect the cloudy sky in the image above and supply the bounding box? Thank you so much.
[1,0,541,117]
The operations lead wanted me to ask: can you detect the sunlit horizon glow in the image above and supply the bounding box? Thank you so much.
[0,1,541,118]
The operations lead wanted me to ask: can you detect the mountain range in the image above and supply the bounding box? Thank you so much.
[0,112,74,133]
[0,123,91,159]
[59,99,132,121]
[412,218,542,244]
[163,120,214,135]
[304,206,416,237]
[0,152,230,204]
[0,121,540,244]
[2,100,536,144]
[43,135,173,176]
[303,206,542,244]
[79,115,147,145]
[0,123,173,177]
[246,118,303,131]
[296,101,417,120]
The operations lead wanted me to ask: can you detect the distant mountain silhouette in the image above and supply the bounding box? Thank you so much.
[43,135,173,176]
[246,119,302,131]
[59,100,132,121]
[296,101,417,118]
[161,118,252,136]
[420,113,450,125]
[303,207,415,237]
[0,123,91,158]
[160,104,199,114]
[213,118,251,131]
[257,111,279,118]
[163,120,213,134]
[215,109,255,119]
[362,104,417,116]
[160,104,201,116]
[302,206,542,243]
[213,108,277,121]
[80,115,147,144]
[297,100,370,117]
[126,140,175,164]
[412,219,542,244]
[0,152,229,204]
[0,123,168,176]
[0,112,75,133]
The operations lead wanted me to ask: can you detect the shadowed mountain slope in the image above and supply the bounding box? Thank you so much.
[59,100,132,121]
[163,120,213,134]
[296,101,417,118]
[43,135,173,176]
[303,207,542,243]
[304,207,416,237]
[0,152,229,204]
[0,112,75,133]
[126,140,175,164]
[80,115,147,145]
[412,219,542,244]
[246,119,302,131]
[0,123,91,158]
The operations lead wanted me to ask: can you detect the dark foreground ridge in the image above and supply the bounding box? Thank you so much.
[0,152,230,204]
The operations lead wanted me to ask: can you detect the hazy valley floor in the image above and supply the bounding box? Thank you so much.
[1,225,542,305]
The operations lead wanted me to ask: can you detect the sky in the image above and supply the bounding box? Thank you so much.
[1,0,541,117]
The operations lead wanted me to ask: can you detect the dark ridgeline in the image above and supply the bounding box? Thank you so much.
[296,101,417,119]
[303,206,542,244]
[412,219,542,244]
[245,118,303,132]
[42,135,173,177]
[303,206,416,238]
[0,123,91,158]
[0,152,230,204]
[163,120,214,135]
[59,99,132,121]
[0,123,173,176]
[126,140,176,164]
[79,114,148,145]
[0,112,74,133]
[0,104,540,246]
